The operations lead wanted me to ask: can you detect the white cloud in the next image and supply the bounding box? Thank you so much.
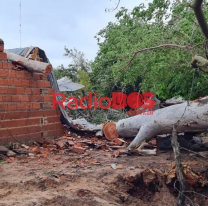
[1,0,147,67]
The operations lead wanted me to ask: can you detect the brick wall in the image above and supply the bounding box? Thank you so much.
[0,41,64,145]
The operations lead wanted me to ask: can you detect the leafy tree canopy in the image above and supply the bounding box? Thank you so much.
[91,0,208,99]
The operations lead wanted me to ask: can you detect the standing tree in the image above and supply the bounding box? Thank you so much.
[54,48,91,92]
[92,0,208,100]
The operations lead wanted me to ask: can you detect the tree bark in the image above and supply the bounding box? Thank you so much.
[116,96,208,149]
[172,125,187,206]
[6,52,52,74]
[190,0,208,39]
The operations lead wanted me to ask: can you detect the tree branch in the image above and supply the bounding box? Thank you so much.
[190,0,208,39]
[125,44,193,69]
[105,0,120,12]
[172,125,188,206]
[112,0,120,11]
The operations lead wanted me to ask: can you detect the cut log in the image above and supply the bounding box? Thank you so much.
[116,96,208,149]
[6,52,52,74]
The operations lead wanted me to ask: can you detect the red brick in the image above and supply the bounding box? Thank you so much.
[0,70,9,77]
[36,96,44,102]
[32,103,40,110]
[26,125,41,133]
[3,120,18,128]
[7,104,17,111]
[10,128,20,135]
[0,79,13,86]
[48,89,54,95]
[16,87,24,94]
[8,88,16,94]
[47,116,60,123]
[29,96,36,102]
[2,62,8,69]
[0,87,7,94]
[16,72,25,78]
[25,88,32,94]
[12,96,20,102]
[27,118,40,125]
[0,44,4,52]
[33,88,40,95]
[0,53,7,60]
[44,81,51,88]
[0,112,20,119]
[33,73,41,80]
[17,103,30,110]
[19,127,28,134]
[0,132,42,144]
[8,62,13,69]
[22,80,30,87]
[13,79,22,86]
[43,110,58,117]
[45,130,63,138]
[44,96,52,102]
[42,123,60,131]
[0,129,10,137]
[29,81,37,87]
[2,96,12,102]
[21,96,29,102]
[71,146,86,154]
[0,104,7,111]
[25,72,32,79]
[7,79,13,86]
[0,79,6,86]
[9,71,16,78]
[37,81,45,87]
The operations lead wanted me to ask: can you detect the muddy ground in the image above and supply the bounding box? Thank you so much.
[0,149,208,206]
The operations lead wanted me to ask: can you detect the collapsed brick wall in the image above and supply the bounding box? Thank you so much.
[0,44,64,145]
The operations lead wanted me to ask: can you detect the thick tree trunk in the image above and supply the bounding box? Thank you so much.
[6,52,52,74]
[116,96,208,149]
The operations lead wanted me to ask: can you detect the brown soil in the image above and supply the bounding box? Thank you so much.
[0,150,208,206]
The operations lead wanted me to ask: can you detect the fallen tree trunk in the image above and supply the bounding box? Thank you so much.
[116,96,208,149]
[6,52,52,74]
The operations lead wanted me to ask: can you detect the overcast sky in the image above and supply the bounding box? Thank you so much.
[1,0,146,68]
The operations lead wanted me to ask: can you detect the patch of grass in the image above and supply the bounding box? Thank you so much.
[0,160,6,164]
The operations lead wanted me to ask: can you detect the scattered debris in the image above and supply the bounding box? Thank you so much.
[166,164,208,187]
[7,150,16,157]
[0,146,9,155]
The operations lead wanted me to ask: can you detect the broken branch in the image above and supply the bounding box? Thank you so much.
[126,44,193,68]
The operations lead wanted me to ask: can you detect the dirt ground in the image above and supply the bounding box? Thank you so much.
[1,148,208,206]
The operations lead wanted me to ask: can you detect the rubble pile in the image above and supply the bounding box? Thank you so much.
[0,128,131,163]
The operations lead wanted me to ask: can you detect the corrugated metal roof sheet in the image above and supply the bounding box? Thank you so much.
[57,77,85,92]
[5,47,30,56]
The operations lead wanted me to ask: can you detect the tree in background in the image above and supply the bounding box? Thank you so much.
[54,47,91,92]
[91,0,208,100]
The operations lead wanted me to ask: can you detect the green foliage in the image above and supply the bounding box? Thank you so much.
[91,0,208,100]
[54,48,92,92]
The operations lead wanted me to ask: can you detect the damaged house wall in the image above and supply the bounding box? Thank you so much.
[0,39,64,145]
